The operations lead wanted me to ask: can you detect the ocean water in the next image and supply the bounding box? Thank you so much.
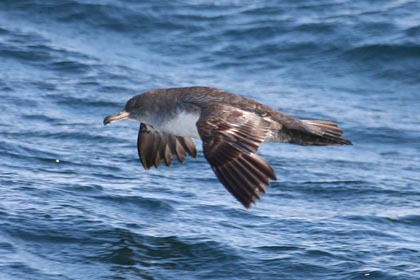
[1,0,420,279]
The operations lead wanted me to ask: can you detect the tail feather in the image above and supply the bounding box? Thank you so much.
[283,119,352,146]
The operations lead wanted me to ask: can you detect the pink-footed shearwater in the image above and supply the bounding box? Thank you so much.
[104,86,351,208]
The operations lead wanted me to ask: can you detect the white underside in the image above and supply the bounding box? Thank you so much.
[158,111,201,139]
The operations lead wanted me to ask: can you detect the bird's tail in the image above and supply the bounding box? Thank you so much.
[283,119,352,146]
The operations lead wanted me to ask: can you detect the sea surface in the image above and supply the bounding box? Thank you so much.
[1,1,420,279]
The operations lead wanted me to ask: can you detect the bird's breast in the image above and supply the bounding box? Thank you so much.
[158,110,201,139]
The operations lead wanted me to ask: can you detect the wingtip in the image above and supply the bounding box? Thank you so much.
[242,199,255,209]
[342,138,352,145]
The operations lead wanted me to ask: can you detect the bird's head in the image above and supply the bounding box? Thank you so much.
[103,94,145,125]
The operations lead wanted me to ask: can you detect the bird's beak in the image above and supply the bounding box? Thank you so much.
[103,111,130,125]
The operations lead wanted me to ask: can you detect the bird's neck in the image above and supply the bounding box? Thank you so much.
[136,100,201,139]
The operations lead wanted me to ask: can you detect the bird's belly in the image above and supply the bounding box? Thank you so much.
[159,111,201,139]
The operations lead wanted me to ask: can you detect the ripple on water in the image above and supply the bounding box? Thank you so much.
[94,194,175,213]
[94,230,244,279]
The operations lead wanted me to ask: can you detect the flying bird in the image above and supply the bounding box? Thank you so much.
[104,87,351,208]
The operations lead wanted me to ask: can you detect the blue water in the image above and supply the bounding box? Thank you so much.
[1,1,420,279]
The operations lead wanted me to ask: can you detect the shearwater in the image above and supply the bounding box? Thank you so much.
[104,86,351,208]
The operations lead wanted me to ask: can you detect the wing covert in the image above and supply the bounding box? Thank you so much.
[196,104,277,208]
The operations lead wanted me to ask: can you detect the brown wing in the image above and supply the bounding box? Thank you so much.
[196,104,277,208]
[137,123,197,169]
[180,87,351,146]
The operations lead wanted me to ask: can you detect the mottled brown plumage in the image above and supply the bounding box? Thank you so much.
[196,104,277,207]
[104,86,351,208]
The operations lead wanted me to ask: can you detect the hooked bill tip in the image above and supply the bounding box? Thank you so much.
[103,116,111,125]
[103,111,130,126]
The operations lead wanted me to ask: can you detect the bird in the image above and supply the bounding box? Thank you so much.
[104,86,351,208]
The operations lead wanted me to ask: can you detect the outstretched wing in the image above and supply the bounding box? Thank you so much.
[137,123,197,169]
[196,104,277,208]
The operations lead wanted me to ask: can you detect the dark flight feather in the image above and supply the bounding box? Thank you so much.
[197,104,277,208]
[137,123,197,169]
